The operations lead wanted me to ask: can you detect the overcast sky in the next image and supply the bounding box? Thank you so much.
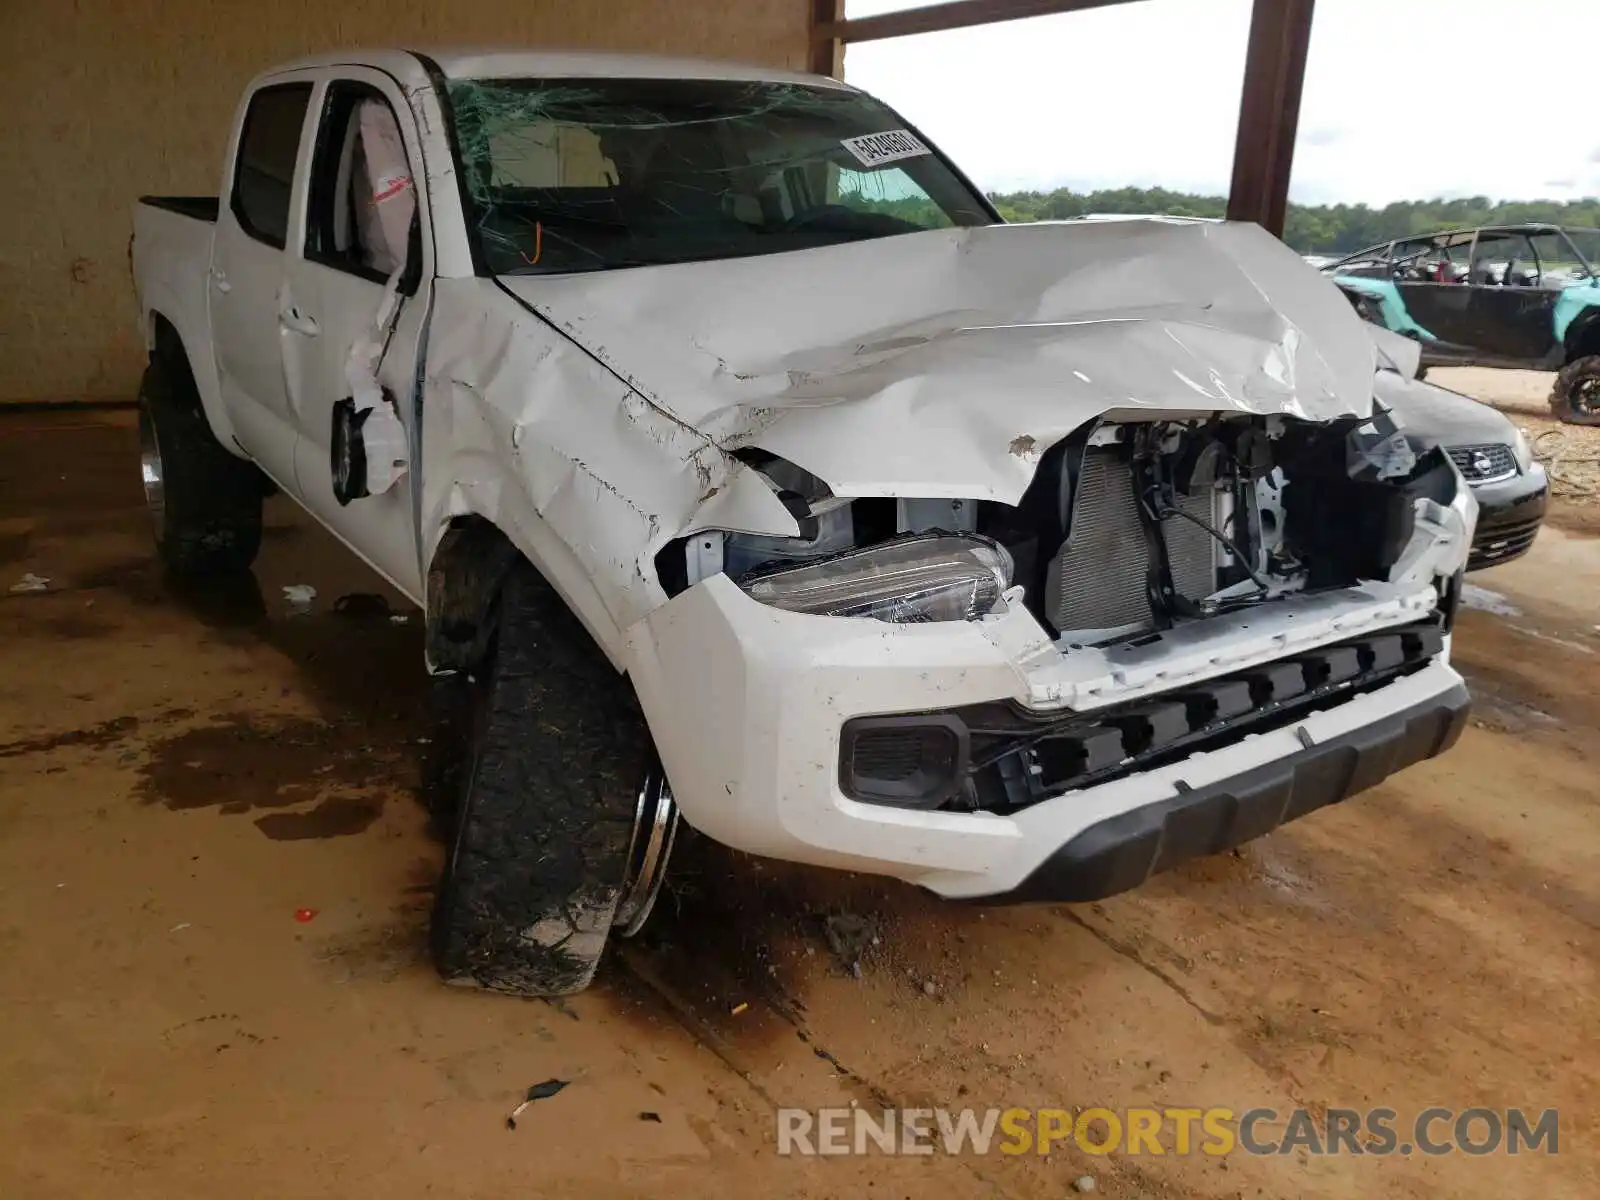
[844,0,1600,205]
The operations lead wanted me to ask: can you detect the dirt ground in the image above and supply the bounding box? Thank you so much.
[2,376,1597,1198]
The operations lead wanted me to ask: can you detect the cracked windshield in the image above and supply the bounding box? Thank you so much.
[447,78,992,273]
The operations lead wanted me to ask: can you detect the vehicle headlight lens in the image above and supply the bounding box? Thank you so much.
[1510,426,1533,473]
[740,534,1013,622]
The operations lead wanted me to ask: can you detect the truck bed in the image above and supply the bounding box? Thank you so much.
[131,195,230,446]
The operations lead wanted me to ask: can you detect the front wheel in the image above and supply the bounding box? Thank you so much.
[429,561,677,996]
[1551,354,1600,426]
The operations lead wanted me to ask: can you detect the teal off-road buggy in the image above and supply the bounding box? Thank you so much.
[1325,223,1600,425]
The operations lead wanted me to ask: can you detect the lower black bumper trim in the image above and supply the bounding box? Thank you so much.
[976,680,1471,904]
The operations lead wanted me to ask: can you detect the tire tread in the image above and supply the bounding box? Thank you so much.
[430,562,645,996]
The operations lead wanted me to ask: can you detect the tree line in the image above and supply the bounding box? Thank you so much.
[987,187,1600,254]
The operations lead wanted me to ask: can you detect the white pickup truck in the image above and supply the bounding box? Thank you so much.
[132,49,1476,996]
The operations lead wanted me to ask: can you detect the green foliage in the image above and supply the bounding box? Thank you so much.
[987,187,1600,254]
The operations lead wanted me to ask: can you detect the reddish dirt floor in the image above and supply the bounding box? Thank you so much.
[1,398,1595,1199]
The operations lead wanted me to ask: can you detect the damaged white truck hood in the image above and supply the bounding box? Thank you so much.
[503,218,1379,501]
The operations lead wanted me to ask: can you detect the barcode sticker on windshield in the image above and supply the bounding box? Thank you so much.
[841,129,930,168]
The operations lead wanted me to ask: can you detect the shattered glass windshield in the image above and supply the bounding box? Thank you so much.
[446,78,994,274]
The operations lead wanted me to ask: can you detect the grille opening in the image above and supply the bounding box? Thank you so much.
[839,622,1448,816]
[841,718,967,808]
[1446,443,1515,483]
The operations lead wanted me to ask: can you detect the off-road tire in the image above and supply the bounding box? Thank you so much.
[420,670,473,835]
[430,561,648,996]
[1550,354,1600,426]
[138,357,263,575]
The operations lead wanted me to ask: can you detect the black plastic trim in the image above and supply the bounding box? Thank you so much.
[139,196,220,223]
[953,622,1445,811]
[840,714,969,808]
[1468,484,1548,571]
[971,680,1470,904]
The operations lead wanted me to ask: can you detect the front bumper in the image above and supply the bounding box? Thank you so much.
[985,678,1469,902]
[624,574,1469,901]
[1468,465,1548,571]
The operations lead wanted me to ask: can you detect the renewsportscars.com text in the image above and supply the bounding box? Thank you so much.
[777,1106,1558,1157]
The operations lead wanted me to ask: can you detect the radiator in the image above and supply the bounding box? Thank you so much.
[1044,448,1217,637]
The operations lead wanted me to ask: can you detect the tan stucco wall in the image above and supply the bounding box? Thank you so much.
[0,0,813,403]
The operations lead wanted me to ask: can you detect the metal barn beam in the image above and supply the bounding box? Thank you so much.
[1225,0,1316,235]
[812,0,1149,48]
[809,0,846,75]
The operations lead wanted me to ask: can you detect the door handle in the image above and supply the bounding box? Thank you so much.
[211,267,231,294]
[279,307,319,337]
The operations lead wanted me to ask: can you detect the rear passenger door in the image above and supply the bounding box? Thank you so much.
[279,71,431,596]
[1464,231,1567,364]
[210,78,316,487]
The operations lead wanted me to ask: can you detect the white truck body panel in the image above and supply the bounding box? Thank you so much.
[131,50,1476,900]
[131,203,232,446]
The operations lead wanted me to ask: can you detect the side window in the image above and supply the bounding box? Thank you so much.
[231,83,313,248]
[306,83,418,283]
[1521,232,1581,288]
[1390,237,1434,281]
[1330,246,1392,279]
[1471,233,1521,286]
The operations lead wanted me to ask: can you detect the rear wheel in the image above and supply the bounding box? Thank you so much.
[429,560,677,995]
[138,356,263,575]
[1550,355,1600,426]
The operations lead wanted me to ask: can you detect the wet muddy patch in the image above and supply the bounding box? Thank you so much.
[0,713,144,760]
[608,831,987,1088]
[32,610,120,640]
[312,890,434,983]
[136,713,408,840]
[618,835,819,1030]
[255,795,385,840]
[0,530,31,567]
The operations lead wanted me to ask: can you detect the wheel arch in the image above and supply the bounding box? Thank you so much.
[143,307,241,451]
[1563,307,1600,364]
[423,512,627,676]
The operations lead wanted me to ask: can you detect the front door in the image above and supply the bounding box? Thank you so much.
[1390,232,1480,355]
[279,73,430,597]
[210,79,317,488]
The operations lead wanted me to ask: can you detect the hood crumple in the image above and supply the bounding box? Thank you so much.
[502,219,1377,503]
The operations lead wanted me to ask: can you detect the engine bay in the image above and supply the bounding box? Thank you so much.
[663,404,1466,651]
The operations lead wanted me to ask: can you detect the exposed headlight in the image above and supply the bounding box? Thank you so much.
[1510,426,1533,473]
[740,534,1013,622]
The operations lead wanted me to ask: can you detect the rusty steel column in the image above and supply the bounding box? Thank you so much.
[1225,0,1315,236]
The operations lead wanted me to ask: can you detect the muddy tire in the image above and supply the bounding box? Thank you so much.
[430,561,651,996]
[138,357,263,575]
[1550,354,1600,426]
[420,671,473,835]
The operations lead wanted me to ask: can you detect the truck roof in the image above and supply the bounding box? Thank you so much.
[263,48,851,90]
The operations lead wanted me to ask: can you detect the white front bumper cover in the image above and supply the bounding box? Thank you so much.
[623,574,1467,901]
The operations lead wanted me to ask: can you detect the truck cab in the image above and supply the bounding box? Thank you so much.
[133,53,468,593]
